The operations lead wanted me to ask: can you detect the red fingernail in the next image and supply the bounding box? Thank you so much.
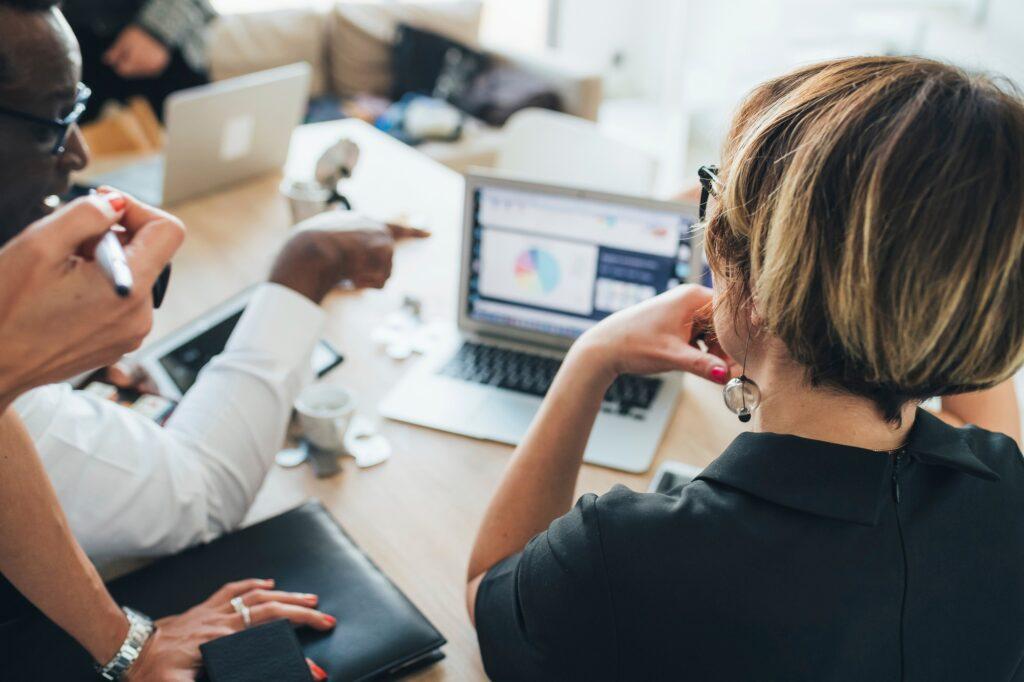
[107,194,126,212]
[304,594,318,604]
[310,661,328,681]
[323,615,337,627]
[710,366,728,384]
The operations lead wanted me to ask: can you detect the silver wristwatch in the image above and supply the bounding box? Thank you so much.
[96,607,155,681]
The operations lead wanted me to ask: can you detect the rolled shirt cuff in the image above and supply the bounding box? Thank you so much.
[225,283,326,368]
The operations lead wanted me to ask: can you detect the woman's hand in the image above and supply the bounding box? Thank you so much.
[572,284,734,384]
[467,289,734,612]
[126,579,335,681]
[103,361,160,396]
[0,193,184,410]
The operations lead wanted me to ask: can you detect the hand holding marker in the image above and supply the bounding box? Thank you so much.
[91,191,134,297]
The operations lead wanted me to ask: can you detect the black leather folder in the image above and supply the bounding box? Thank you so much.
[25,501,445,681]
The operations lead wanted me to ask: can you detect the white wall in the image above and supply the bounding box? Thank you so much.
[559,0,1024,191]
[555,0,636,91]
[479,0,550,53]
[920,0,1024,86]
[560,0,1023,103]
[555,0,688,101]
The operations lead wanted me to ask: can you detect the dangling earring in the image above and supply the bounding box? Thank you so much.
[722,324,761,423]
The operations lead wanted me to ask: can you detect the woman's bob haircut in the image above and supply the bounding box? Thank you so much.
[705,56,1024,422]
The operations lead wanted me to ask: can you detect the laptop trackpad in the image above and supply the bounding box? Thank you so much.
[473,392,540,443]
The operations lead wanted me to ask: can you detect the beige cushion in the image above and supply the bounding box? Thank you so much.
[326,1,482,98]
[208,9,330,97]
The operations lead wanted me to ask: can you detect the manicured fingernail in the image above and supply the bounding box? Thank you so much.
[308,660,328,681]
[323,614,337,627]
[107,194,126,212]
[710,366,728,384]
[89,193,124,220]
[263,579,275,586]
[304,594,318,604]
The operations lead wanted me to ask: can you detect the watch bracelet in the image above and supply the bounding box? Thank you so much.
[95,606,155,681]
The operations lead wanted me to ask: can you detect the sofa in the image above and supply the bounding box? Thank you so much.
[206,1,604,172]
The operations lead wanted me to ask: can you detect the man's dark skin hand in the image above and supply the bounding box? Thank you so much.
[269,217,430,304]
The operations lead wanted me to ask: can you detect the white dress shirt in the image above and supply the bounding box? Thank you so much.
[14,283,325,563]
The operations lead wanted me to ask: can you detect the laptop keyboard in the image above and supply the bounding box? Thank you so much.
[439,342,662,417]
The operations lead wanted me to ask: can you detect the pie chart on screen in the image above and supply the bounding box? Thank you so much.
[515,248,561,294]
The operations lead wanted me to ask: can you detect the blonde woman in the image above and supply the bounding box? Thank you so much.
[468,57,1024,680]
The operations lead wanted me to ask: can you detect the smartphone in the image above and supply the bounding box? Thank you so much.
[79,373,177,425]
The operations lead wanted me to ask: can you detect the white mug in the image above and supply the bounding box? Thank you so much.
[294,384,355,452]
[279,178,333,225]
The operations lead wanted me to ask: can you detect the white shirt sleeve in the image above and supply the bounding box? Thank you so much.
[14,283,325,562]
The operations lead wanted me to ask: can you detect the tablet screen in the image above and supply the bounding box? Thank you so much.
[157,310,343,394]
[158,312,243,394]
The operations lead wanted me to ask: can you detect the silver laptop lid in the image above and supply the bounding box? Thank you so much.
[162,62,311,205]
[458,171,699,351]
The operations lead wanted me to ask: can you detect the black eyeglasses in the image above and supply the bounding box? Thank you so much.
[697,164,722,224]
[0,83,91,155]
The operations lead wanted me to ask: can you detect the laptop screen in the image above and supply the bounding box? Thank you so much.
[466,183,695,340]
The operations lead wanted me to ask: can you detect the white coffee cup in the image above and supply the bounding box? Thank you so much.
[280,178,333,225]
[294,384,355,452]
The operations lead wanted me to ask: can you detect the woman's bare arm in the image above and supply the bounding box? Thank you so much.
[938,380,1021,447]
[0,409,128,663]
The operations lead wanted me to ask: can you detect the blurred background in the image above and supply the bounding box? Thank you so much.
[205,0,1024,194]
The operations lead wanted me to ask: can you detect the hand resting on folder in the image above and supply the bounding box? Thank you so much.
[127,578,334,680]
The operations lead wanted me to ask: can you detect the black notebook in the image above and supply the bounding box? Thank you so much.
[201,619,311,681]
[22,502,446,681]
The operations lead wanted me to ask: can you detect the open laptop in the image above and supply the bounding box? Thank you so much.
[379,172,699,473]
[93,63,311,206]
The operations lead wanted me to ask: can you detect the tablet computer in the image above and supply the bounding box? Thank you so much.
[138,287,343,400]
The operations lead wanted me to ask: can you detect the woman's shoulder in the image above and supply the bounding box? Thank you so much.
[594,478,750,515]
[585,480,748,547]
[960,424,1024,481]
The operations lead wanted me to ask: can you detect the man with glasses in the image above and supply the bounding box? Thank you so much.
[0,0,426,590]
[0,83,90,155]
[0,6,92,245]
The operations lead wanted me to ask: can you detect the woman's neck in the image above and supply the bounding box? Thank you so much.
[748,345,916,452]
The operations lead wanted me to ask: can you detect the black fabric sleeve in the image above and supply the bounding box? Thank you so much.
[474,494,619,681]
[136,0,216,49]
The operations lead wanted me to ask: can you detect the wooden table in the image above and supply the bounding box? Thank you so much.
[91,119,745,680]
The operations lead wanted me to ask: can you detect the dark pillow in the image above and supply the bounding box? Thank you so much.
[453,65,563,127]
[390,23,488,101]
